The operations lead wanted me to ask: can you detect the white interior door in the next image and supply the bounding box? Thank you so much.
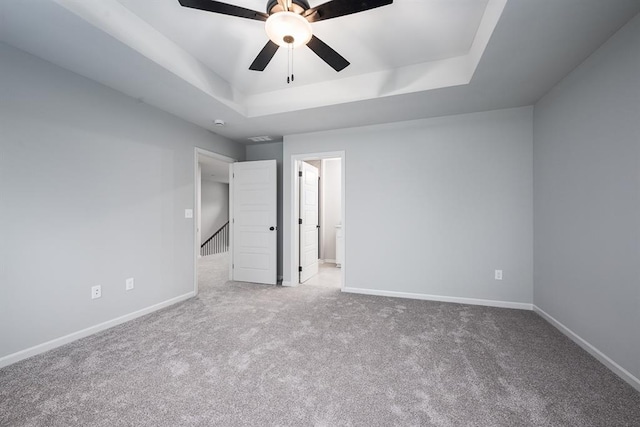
[230,160,277,285]
[299,162,319,283]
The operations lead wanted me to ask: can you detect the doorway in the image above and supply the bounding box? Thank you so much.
[194,148,235,295]
[291,152,345,290]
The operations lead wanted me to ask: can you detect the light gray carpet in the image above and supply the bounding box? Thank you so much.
[1,254,639,426]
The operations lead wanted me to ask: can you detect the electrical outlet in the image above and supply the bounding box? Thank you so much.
[91,285,101,299]
[126,277,134,291]
[495,270,503,280]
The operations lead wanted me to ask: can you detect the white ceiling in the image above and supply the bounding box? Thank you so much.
[1,0,639,144]
[114,0,490,94]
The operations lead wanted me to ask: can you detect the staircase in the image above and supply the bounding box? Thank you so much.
[201,221,229,256]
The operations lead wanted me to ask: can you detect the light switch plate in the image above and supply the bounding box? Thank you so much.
[185,209,193,219]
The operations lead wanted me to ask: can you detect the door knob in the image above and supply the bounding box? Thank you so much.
[269,226,275,231]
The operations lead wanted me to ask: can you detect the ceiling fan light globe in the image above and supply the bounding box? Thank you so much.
[265,11,312,48]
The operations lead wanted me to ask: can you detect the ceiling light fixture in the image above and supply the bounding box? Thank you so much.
[264,1,313,84]
[265,11,312,49]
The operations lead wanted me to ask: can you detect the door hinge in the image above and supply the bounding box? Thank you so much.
[298,171,302,177]
[298,218,302,225]
[232,264,234,269]
[298,266,302,272]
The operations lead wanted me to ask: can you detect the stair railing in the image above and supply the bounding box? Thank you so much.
[200,221,229,256]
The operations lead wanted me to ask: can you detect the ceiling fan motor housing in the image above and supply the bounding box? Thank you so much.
[266,0,310,15]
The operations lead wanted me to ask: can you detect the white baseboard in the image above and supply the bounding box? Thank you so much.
[533,305,640,392]
[342,287,532,310]
[321,259,336,264]
[281,281,298,287]
[0,291,195,369]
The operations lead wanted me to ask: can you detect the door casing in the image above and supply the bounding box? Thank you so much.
[289,151,346,289]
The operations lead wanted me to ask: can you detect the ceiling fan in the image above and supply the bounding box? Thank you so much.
[178,0,393,73]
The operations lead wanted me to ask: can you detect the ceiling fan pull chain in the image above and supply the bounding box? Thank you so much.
[286,43,293,84]
[291,44,295,82]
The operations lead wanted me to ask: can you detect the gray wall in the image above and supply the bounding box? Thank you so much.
[322,159,341,262]
[200,180,229,245]
[533,14,640,380]
[284,107,533,305]
[245,142,284,278]
[0,43,244,360]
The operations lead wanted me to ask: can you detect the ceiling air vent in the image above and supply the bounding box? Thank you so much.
[248,136,273,142]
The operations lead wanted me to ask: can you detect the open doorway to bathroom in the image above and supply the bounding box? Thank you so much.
[295,156,343,290]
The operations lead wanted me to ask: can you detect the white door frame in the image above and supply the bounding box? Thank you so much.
[289,151,345,289]
[193,147,236,296]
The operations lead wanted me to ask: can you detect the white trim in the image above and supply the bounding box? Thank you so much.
[290,151,345,291]
[319,160,325,261]
[0,292,195,369]
[293,159,302,285]
[322,259,336,264]
[194,147,236,164]
[342,287,532,310]
[196,162,202,258]
[281,281,296,287]
[533,305,640,392]
[228,162,234,282]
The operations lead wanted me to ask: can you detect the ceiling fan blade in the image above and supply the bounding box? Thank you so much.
[179,0,268,21]
[303,0,392,23]
[306,35,350,72]
[249,40,280,71]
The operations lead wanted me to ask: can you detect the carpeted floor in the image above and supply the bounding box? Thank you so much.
[1,253,639,426]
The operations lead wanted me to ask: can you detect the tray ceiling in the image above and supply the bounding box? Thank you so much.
[1,0,638,143]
